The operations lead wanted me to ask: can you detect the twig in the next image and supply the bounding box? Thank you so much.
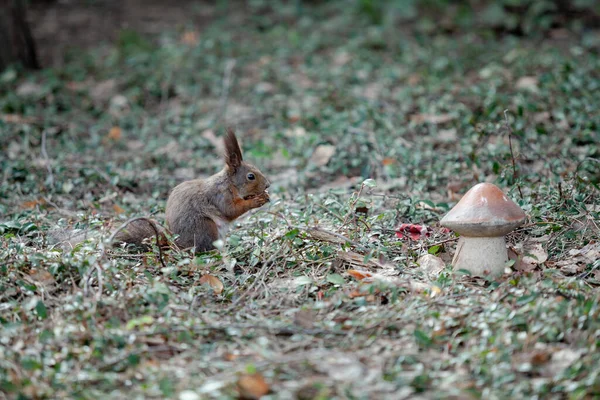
[228,243,286,309]
[503,110,523,199]
[40,129,54,188]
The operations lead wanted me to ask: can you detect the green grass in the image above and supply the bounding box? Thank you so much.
[1,1,600,399]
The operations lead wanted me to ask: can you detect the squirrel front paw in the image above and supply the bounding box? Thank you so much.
[250,191,270,208]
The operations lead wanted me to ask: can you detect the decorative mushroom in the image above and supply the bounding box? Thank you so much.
[440,183,526,277]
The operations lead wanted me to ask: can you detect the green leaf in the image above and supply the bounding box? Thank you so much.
[159,378,175,397]
[327,273,345,285]
[362,178,377,188]
[285,228,300,239]
[428,245,442,255]
[126,315,155,330]
[294,276,313,286]
[35,300,47,319]
[414,329,432,347]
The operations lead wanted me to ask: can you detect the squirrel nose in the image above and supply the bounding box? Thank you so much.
[265,180,271,189]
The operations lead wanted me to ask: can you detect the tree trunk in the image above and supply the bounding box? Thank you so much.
[0,0,40,71]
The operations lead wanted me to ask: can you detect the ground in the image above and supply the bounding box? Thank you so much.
[1,1,600,399]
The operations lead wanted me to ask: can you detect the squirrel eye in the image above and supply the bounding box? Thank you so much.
[247,173,255,181]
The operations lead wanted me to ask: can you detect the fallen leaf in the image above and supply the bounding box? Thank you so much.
[310,144,336,167]
[20,198,46,209]
[199,274,224,295]
[381,157,396,166]
[347,269,438,295]
[434,128,458,143]
[294,309,315,329]
[17,82,43,97]
[396,224,430,241]
[283,126,306,138]
[90,79,117,103]
[26,269,55,286]
[1,114,38,124]
[543,348,583,377]
[516,76,539,92]
[112,204,125,214]
[417,254,446,278]
[337,251,386,269]
[107,126,122,141]
[347,269,373,280]
[410,113,455,124]
[180,30,199,46]
[237,373,269,399]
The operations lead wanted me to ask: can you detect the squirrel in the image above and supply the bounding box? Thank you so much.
[113,128,271,252]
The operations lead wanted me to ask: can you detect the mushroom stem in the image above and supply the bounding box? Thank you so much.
[452,236,507,277]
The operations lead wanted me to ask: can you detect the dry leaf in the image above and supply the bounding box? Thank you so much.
[26,269,55,286]
[307,227,346,244]
[21,198,46,209]
[516,76,539,92]
[107,126,122,141]
[337,251,385,269]
[180,30,199,46]
[511,241,549,272]
[310,144,336,167]
[347,269,439,295]
[1,114,38,124]
[237,373,269,399]
[90,79,117,103]
[382,157,396,166]
[294,309,315,329]
[543,348,583,377]
[417,254,445,278]
[347,269,373,280]
[199,274,224,295]
[112,204,125,214]
[17,82,43,97]
[552,242,599,275]
[410,113,455,124]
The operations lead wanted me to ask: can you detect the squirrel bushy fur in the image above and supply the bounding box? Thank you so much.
[113,129,270,252]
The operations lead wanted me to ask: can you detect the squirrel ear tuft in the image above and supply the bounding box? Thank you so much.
[224,127,243,171]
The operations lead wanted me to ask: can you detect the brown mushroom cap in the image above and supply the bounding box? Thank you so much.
[440,183,526,236]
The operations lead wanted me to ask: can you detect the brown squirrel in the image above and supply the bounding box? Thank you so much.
[113,128,270,252]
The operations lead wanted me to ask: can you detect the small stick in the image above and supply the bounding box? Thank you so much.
[41,129,54,187]
[504,110,523,199]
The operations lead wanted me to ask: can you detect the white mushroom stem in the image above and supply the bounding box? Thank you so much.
[452,236,508,277]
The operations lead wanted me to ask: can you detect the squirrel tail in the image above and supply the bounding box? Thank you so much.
[112,218,169,250]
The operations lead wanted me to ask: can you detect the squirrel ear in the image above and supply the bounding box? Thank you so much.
[224,127,243,171]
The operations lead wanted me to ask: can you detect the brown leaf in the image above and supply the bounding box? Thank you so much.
[516,76,539,92]
[237,373,270,399]
[1,114,38,124]
[107,126,122,141]
[310,144,336,167]
[410,113,455,125]
[417,254,446,278]
[180,30,199,46]
[337,251,385,269]
[381,157,396,166]
[199,274,224,295]
[21,198,46,209]
[347,269,373,280]
[294,309,315,329]
[112,204,125,214]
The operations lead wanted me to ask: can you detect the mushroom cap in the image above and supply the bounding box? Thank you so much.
[440,183,526,237]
